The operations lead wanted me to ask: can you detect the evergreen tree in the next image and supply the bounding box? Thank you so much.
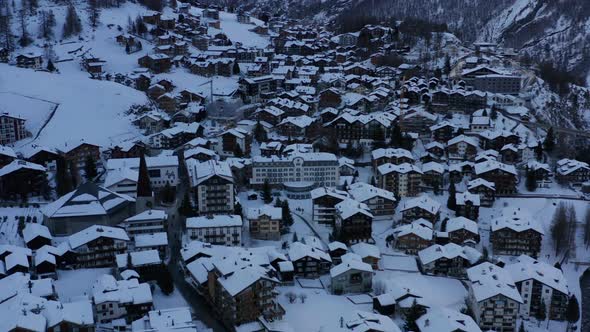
[135,15,147,35]
[253,121,267,142]
[0,0,15,51]
[282,200,293,226]
[274,197,282,208]
[292,232,298,243]
[262,179,272,203]
[38,10,55,40]
[62,4,82,38]
[233,60,240,75]
[68,161,79,189]
[447,181,457,211]
[535,141,544,161]
[55,158,72,196]
[518,321,526,332]
[17,9,32,46]
[443,54,451,75]
[404,299,422,332]
[525,167,537,192]
[156,269,174,295]
[84,155,98,180]
[234,200,243,217]
[490,105,498,120]
[544,127,555,153]
[534,299,546,326]
[87,0,100,28]
[551,202,569,256]
[233,143,243,158]
[136,153,152,198]
[178,191,194,217]
[46,59,55,72]
[566,295,580,331]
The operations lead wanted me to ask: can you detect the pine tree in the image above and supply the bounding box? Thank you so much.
[443,55,451,75]
[566,295,580,331]
[551,202,568,256]
[544,127,555,153]
[0,0,15,51]
[535,298,546,326]
[292,232,298,243]
[404,299,422,332]
[136,153,152,198]
[233,143,243,158]
[87,0,100,29]
[55,158,72,196]
[157,269,174,295]
[179,191,193,217]
[535,141,544,161]
[447,181,457,211]
[46,59,55,72]
[274,197,282,208]
[17,9,31,46]
[518,321,526,332]
[282,200,293,226]
[262,179,272,203]
[84,155,97,180]
[68,161,79,189]
[525,167,537,192]
[62,4,82,38]
[38,10,54,40]
[234,201,243,217]
[254,121,267,142]
[233,60,240,75]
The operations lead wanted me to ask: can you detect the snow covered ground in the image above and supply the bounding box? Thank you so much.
[0,207,42,246]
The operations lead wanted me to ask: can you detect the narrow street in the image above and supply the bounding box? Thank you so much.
[164,150,228,332]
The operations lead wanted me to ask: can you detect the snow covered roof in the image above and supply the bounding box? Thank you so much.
[139,307,195,331]
[377,162,423,175]
[345,311,401,332]
[400,195,441,215]
[67,225,130,250]
[92,274,152,305]
[467,262,522,303]
[246,205,281,220]
[0,160,46,177]
[186,215,242,228]
[253,152,338,163]
[416,307,481,332]
[116,250,162,268]
[350,243,380,259]
[392,219,433,241]
[491,207,544,234]
[44,300,94,329]
[474,160,516,176]
[455,191,480,206]
[335,198,373,220]
[288,242,331,262]
[371,148,414,161]
[505,255,568,295]
[217,265,278,297]
[310,186,350,200]
[348,182,396,203]
[447,134,478,147]
[467,178,496,191]
[330,260,372,278]
[0,145,16,158]
[125,209,168,222]
[134,232,168,248]
[42,182,135,219]
[418,243,481,265]
[421,161,445,174]
[278,115,315,128]
[556,159,590,175]
[23,223,52,243]
[446,217,478,235]
[187,159,234,186]
[328,241,348,252]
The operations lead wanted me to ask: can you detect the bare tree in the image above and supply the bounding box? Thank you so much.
[567,204,577,259]
[38,10,55,39]
[0,0,14,50]
[17,9,32,46]
[551,202,568,256]
[584,206,590,249]
[285,292,297,304]
[87,0,100,28]
[298,293,307,303]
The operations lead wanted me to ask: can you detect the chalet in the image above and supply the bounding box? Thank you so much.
[455,191,481,220]
[417,308,481,332]
[109,141,147,159]
[446,217,479,245]
[0,160,46,200]
[311,187,351,225]
[500,143,520,164]
[16,53,43,69]
[61,225,130,268]
[479,129,520,151]
[527,160,553,188]
[421,161,444,188]
[217,127,252,157]
[288,242,332,278]
[418,243,482,278]
[388,219,433,254]
[491,208,544,257]
[246,205,282,241]
[335,199,373,244]
[347,182,397,216]
[467,178,496,207]
[60,140,101,171]
[330,259,373,295]
[319,88,343,108]
[446,135,478,161]
[371,148,414,168]
[327,241,348,265]
[400,195,441,224]
[276,115,319,139]
[555,159,590,185]
[350,243,380,270]
[138,54,172,73]
[92,274,153,323]
[474,160,517,195]
[23,223,52,250]
[424,141,445,158]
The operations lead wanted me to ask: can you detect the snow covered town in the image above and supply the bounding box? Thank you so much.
[1,0,590,331]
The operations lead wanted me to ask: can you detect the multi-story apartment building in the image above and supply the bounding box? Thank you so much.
[62,225,130,268]
[376,163,422,198]
[186,215,242,246]
[399,195,441,223]
[288,242,332,278]
[474,75,521,95]
[446,216,480,245]
[123,209,168,240]
[455,191,481,221]
[188,159,235,214]
[251,153,339,188]
[491,208,544,257]
[311,187,351,225]
[92,274,153,324]
[446,135,478,162]
[467,262,523,332]
[418,243,482,278]
[389,219,433,254]
[468,178,496,207]
[335,198,373,244]
[347,182,397,216]
[0,112,27,145]
[555,159,590,185]
[371,148,415,169]
[239,75,279,103]
[506,255,569,321]
[246,205,282,240]
[474,160,518,195]
[325,111,397,145]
